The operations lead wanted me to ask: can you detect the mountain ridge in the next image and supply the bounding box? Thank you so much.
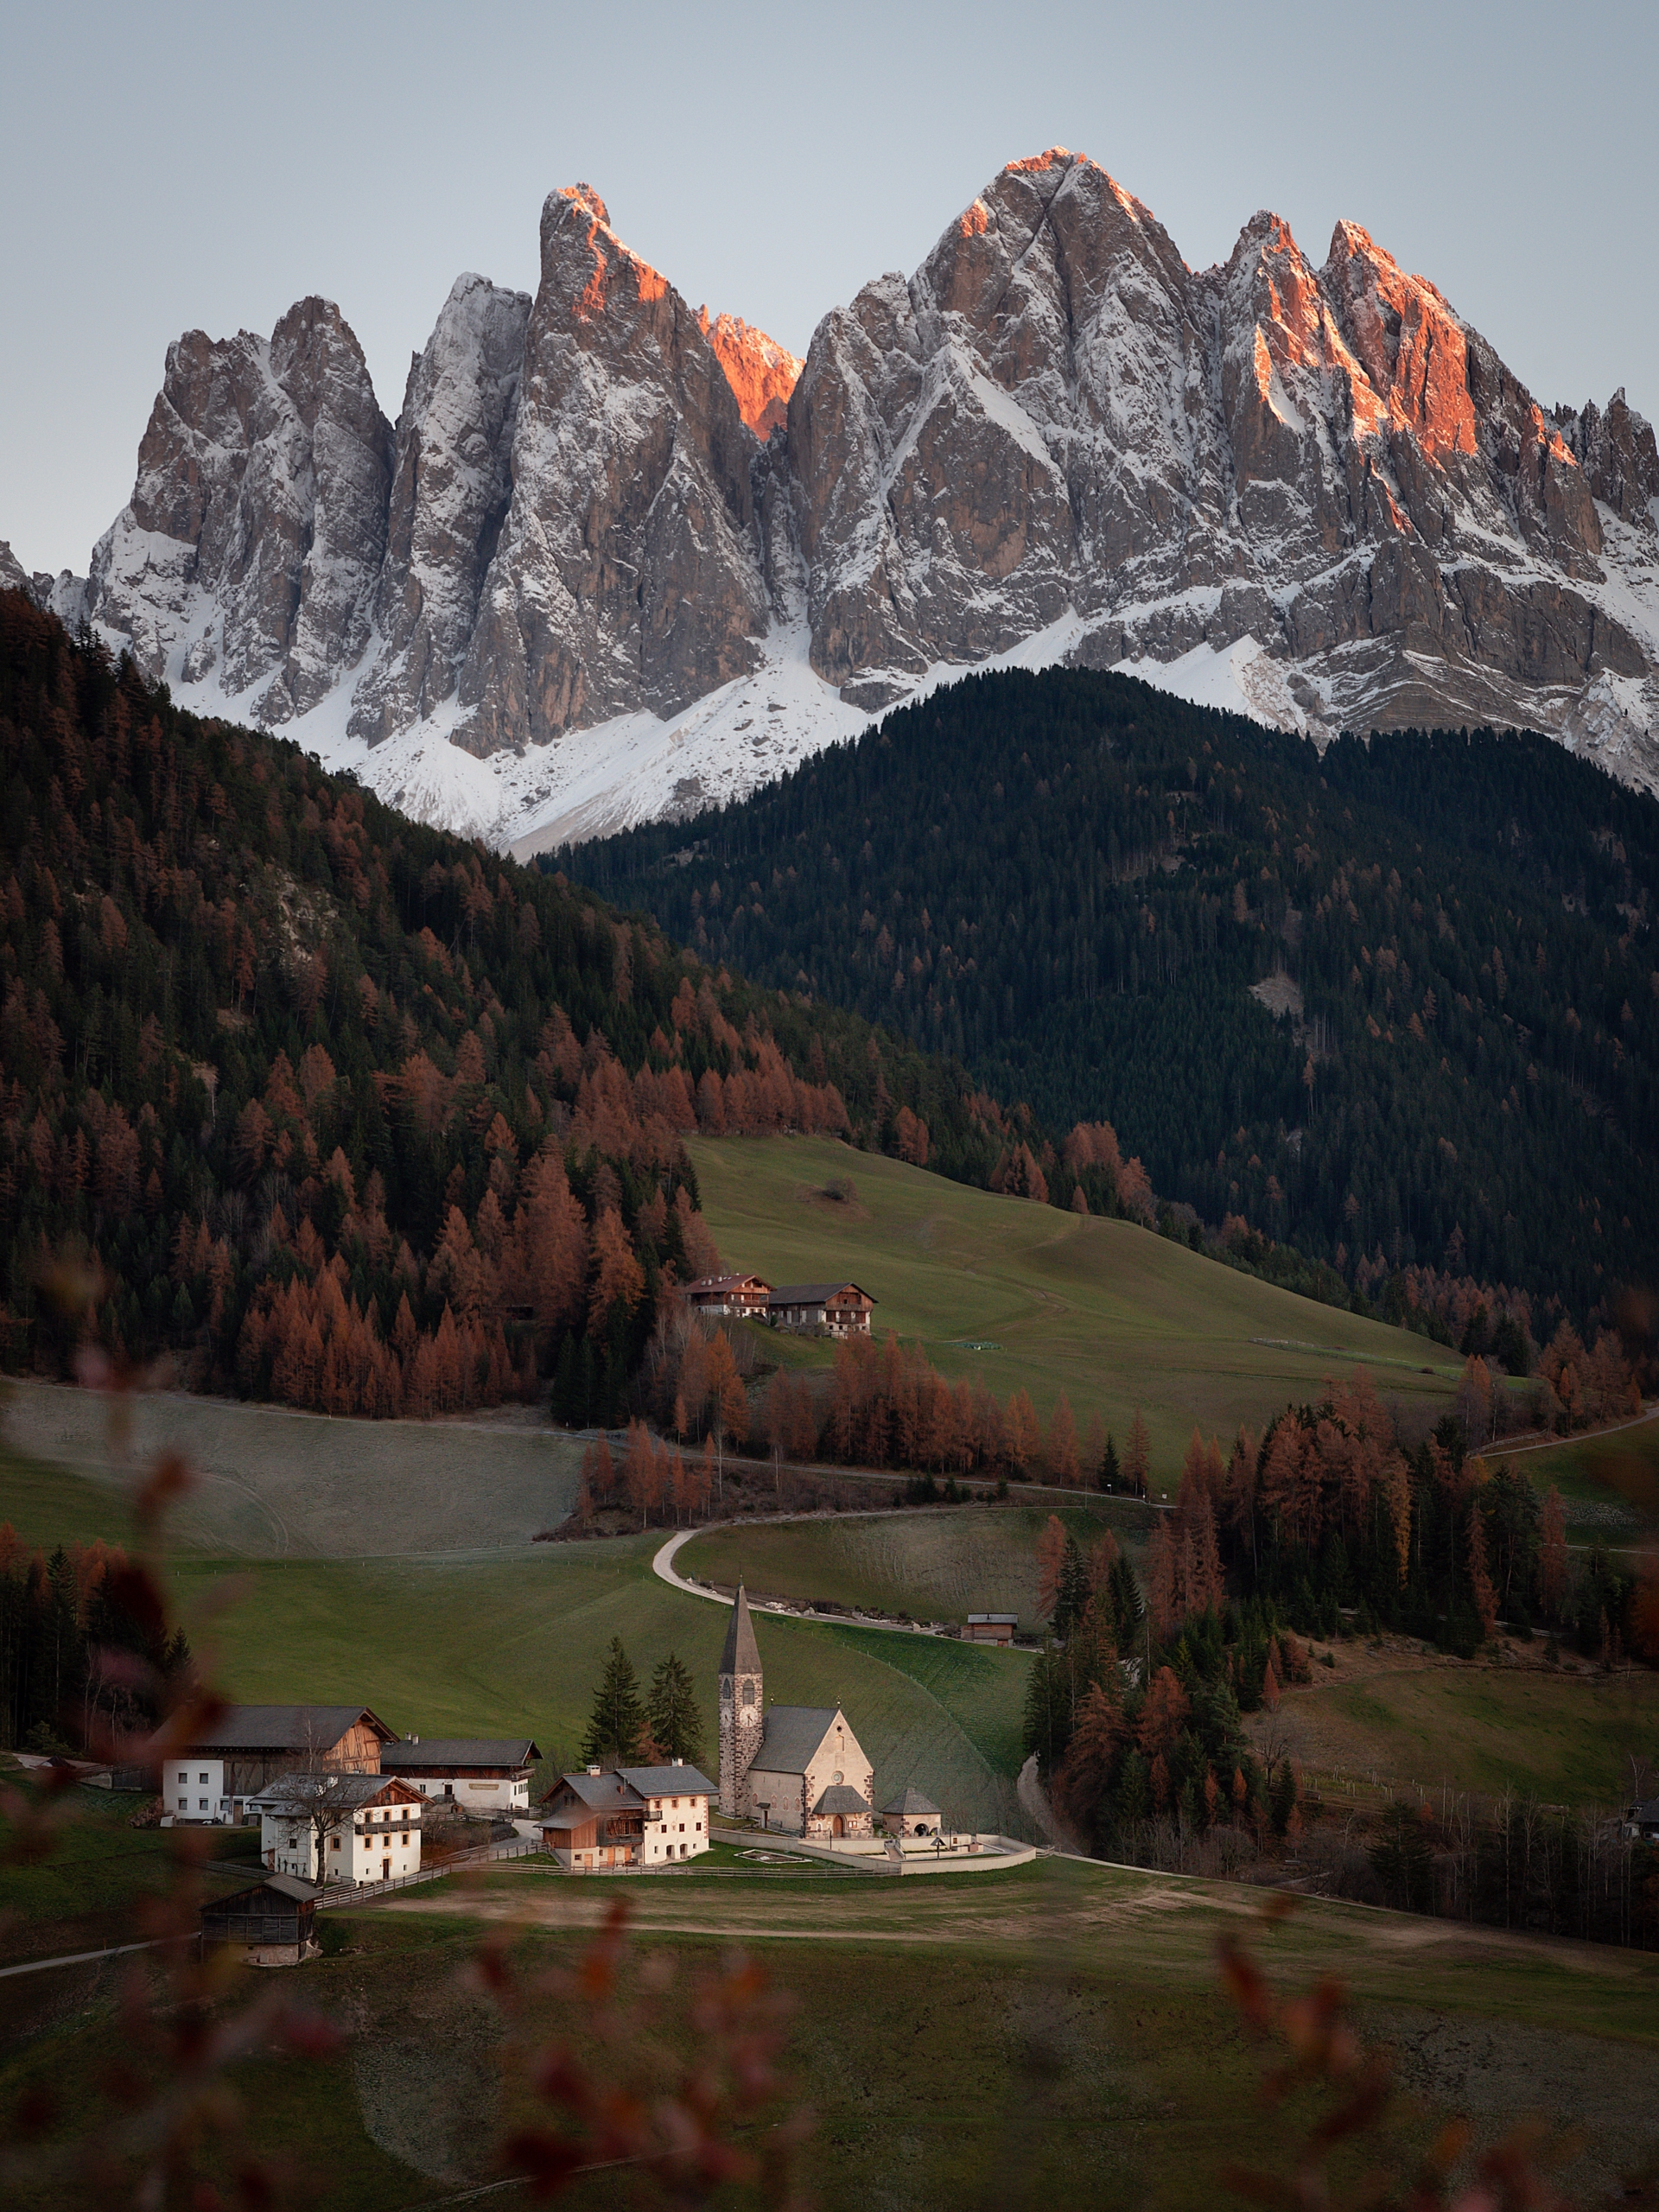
[12,149,1659,849]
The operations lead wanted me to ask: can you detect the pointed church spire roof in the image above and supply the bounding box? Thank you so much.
[720,1583,761,1675]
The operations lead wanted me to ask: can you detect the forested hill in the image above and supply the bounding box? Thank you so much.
[0,593,1001,1416]
[562,668,1659,1326]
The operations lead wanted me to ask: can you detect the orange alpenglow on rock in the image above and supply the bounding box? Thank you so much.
[697,308,803,438]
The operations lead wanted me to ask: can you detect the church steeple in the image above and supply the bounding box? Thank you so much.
[720,1582,762,1677]
[717,1583,764,1818]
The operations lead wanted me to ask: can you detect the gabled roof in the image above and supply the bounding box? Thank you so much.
[767,1282,875,1306]
[752,1706,841,1776]
[383,1738,541,1771]
[251,1772,420,1812]
[204,1872,319,1910]
[619,1764,716,1796]
[684,1274,772,1295]
[544,1770,645,1814]
[181,1705,397,1754]
[811,1783,871,1817]
[880,1785,941,1816]
[720,1585,762,1676]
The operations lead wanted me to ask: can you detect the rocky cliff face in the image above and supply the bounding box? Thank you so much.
[23,151,1659,845]
[790,151,1657,764]
[698,313,802,439]
[453,186,774,757]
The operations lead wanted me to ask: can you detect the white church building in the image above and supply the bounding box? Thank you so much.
[718,1586,875,1839]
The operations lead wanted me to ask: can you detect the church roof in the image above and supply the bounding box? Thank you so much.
[811,1784,871,1817]
[720,1585,762,1676]
[880,1785,941,1816]
[753,1706,841,1776]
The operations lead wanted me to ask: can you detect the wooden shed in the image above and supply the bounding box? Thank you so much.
[200,1872,320,1966]
[963,1615,1018,1644]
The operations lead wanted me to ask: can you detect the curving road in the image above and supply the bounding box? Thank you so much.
[652,1522,963,1642]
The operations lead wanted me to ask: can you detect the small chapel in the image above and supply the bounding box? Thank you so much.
[718,1586,875,1839]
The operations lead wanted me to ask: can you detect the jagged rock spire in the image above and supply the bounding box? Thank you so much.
[720,1583,761,1677]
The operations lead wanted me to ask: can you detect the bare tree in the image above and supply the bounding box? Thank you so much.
[267,1771,364,1882]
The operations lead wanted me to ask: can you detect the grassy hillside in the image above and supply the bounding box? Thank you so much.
[1253,1640,1659,1808]
[6,1855,1657,2209]
[690,1133,1465,1469]
[681,1504,1145,1636]
[2,1380,585,1558]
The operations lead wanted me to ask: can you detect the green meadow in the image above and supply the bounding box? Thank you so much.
[5,1853,1657,2209]
[688,1135,1465,1472]
[680,1502,1147,1636]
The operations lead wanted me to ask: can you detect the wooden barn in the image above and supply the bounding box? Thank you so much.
[200,1872,319,1966]
[766,1281,875,1337]
[962,1615,1018,1645]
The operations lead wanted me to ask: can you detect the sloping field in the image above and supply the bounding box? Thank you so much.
[689,1135,1465,1473]
[1,1381,584,1557]
[1251,1640,1659,1808]
[681,1503,1143,1636]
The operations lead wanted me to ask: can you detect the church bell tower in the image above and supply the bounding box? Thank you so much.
[718,1584,764,1817]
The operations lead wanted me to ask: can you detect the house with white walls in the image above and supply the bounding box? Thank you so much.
[380,1737,541,1815]
[250,1771,424,1886]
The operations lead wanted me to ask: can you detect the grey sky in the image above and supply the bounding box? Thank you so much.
[3,0,1654,577]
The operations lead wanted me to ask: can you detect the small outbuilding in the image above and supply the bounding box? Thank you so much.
[200,1872,319,1966]
[880,1786,942,1839]
[963,1615,1018,1645]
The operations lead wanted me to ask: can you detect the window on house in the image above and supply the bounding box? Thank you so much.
[177,1771,188,1783]
[199,1773,208,1783]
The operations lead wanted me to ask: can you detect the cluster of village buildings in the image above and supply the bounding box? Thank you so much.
[185,1593,941,1961]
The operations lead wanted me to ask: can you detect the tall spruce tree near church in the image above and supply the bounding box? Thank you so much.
[579,1637,645,1767]
[647,1653,704,1765]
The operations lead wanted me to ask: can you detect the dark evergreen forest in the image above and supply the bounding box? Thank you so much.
[0,593,1003,1412]
[562,669,1659,1323]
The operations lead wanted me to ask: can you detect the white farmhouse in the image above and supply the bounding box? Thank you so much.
[539,1759,714,1870]
[251,1772,424,1887]
[380,1737,541,1815]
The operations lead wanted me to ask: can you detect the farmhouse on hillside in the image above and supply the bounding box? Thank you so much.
[719,1586,875,1837]
[381,1737,541,1814]
[166,1705,397,1824]
[539,1760,714,1870]
[251,1771,424,1886]
[683,1274,772,1321]
[766,1281,874,1336]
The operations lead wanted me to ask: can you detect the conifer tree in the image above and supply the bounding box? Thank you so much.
[646,1653,704,1766]
[1126,1408,1150,1497]
[578,1637,645,1768]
